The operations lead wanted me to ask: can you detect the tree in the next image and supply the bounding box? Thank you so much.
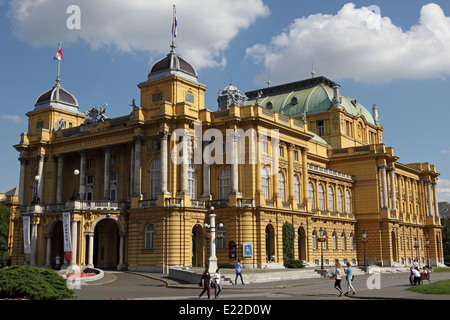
[282,222,295,261]
[0,204,12,262]
[441,217,450,263]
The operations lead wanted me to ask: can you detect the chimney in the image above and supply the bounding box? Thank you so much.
[332,85,342,106]
[372,104,380,126]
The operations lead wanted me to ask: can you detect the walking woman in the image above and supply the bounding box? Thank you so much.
[330,261,344,296]
[344,262,356,295]
[199,267,211,299]
[213,268,222,298]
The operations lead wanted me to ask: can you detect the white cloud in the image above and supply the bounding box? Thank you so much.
[7,0,269,69]
[0,114,24,124]
[245,3,450,86]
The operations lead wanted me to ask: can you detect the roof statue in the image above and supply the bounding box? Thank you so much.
[83,103,108,127]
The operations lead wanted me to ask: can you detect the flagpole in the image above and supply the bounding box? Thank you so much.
[56,42,61,84]
[171,5,176,51]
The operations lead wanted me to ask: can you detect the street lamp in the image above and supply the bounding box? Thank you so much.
[31,175,40,204]
[205,206,218,272]
[425,238,430,266]
[318,227,326,270]
[70,169,80,201]
[361,230,368,268]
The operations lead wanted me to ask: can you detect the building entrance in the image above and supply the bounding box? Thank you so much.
[93,218,119,269]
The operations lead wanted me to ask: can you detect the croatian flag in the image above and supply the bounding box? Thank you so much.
[54,47,63,61]
[172,6,178,37]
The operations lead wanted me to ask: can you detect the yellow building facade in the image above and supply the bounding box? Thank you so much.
[11,44,443,272]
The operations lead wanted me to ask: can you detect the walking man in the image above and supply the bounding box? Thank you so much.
[235,259,244,285]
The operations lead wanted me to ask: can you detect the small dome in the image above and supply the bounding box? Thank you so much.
[147,46,198,83]
[34,83,81,114]
[217,81,246,110]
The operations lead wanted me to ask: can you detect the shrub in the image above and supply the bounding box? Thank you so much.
[284,259,305,268]
[0,266,75,300]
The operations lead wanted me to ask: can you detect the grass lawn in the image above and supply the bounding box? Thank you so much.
[407,280,450,295]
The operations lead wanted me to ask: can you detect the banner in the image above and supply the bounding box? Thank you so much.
[23,215,31,254]
[62,211,72,261]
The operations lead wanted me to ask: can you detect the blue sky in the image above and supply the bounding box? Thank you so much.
[1,0,450,202]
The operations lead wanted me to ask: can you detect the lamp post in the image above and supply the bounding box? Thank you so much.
[425,238,430,266]
[318,227,326,270]
[361,230,368,268]
[31,175,40,204]
[205,206,218,272]
[70,169,80,201]
[414,238,420,267]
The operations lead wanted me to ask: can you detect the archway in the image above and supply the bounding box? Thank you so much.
[391,231,398,263]
[50,220,64,269]
[297,226,307,261]
[93,218,119,269]
[265,225,275,261]
[192,224,204,267]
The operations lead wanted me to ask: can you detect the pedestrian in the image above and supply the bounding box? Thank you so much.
[330,261,344,296]
[235,259,245,285]
[199,267,211,299]
[409,267,415,285]
[55,254,60,270]
[413,259,419,270]
[213,268,222,298]
[344,262,356,295]
[412,267,421,285]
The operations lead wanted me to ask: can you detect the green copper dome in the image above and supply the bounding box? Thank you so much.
[245,76,376,126]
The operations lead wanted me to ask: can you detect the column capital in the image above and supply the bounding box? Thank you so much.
[387,166,396,173]
[18,157,29,164]
[378,164,387,170]
[159,130,171,140]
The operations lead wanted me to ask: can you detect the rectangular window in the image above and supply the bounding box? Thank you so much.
[152,92,163,102]
[185,93,194,103]
[294,150,298,161]
[36,121,44,129]
[317,120,324,136]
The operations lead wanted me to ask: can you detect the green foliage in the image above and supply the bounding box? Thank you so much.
[0,204,11,262]
[442,218,450,263]
[0,266,75,300]
[284,259,305,268]
[282,222,295,261]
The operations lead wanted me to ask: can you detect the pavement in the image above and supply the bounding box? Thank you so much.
[73,267,450,301]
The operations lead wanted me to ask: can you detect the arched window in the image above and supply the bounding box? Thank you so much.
[346,190,351,213]
[328,186,334,212]
[145,224,154,249]
[332,232,337,250]
[188,159,195,199]
[262,168,269,200]
[278,171,285,201]
[149,158,161,200]
[294,175,300,204]
[337,188,343,213]
[219,168,231,200]
[308,182,315,209]
[318,184,325,210]
[341,232,346,250]
[312,230,317,250]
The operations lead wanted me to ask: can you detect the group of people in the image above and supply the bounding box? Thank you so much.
[409,260,431,285]
[199,259,245,299]
[330,261,357,297]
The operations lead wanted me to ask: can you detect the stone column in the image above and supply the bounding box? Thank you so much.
[388,167,397,211]
[133,136,142,197]
[287,144,295,202]
[301,148,309,208]
[159,131,171,195]
[117,231,126,270]
[56,154,64,203]
[85,232,94,268]
[426,180,433,216]
[271,138,279,198]
[179,132,190,195]
[30,220,38,266]
[79,150,87,200]
[379,164,388,209]
[103,145,111,200]
[71,220,78,267]
[432,181,439,218]
[129,141,135,197]
[36,154,45,202]
[230,131,240,195]
[18,157,28,205]
[45,233,52,268]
